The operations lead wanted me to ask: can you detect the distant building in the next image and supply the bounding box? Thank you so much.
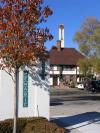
[49,24,84,86]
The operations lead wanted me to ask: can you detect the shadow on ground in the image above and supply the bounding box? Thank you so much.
[50,96,100,104]
[51,112,100,131]
[50,102,63,106]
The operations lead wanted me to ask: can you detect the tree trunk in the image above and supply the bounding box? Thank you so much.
[76,66,77,83]
[13,68,19,133]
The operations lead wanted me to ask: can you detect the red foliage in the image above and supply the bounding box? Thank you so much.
[0,0,53,70]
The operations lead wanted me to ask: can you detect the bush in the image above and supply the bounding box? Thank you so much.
[69,81,75,88]
[0,118,27,133]
[0,117,65,133]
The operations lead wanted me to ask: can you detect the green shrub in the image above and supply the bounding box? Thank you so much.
[69,81,75,88]
[0,117,65,133]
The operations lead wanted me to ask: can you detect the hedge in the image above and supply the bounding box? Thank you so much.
[0,117,65,133]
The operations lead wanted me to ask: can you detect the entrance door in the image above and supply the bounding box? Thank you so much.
[53,76,58,86]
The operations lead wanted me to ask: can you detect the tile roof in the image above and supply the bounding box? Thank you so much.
[50,47,85,65]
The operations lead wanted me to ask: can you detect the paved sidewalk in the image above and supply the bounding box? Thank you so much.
[51,114,100,133]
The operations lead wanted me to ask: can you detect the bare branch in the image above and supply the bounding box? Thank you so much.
[3,69,15,82]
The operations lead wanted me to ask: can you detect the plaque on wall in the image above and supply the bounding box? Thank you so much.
[23,70,29,107]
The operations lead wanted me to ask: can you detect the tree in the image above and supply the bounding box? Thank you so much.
[74,17,100,79]
[74,17,100,58]
[0,0,53,133]
[78,57,100,80]
[77,58,93,78]
[91,57,100,78]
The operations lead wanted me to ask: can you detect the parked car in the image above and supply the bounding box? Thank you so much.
[91,80,100,92]
[76,82,84,89]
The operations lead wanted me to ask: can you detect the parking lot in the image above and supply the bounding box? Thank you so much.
[50,87,100,133]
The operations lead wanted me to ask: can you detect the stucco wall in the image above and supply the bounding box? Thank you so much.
[0,70,14,120]
[0,61,50,120]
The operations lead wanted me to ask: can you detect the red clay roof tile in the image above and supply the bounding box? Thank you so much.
[50,47,85,65]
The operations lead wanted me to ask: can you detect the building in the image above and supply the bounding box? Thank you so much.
[49,24,84,86]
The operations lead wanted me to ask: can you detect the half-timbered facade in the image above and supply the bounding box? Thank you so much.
[49,24,84,86]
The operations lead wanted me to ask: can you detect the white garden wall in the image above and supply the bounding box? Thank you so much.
[0,61,50,120]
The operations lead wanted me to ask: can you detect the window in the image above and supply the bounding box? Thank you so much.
[63,65,75,71]
[51,65,60,71]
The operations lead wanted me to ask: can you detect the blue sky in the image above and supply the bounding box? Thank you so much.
[1,0,100,51]
[44,0,100,50]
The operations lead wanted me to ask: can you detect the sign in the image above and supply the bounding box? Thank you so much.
[23,70,29,107]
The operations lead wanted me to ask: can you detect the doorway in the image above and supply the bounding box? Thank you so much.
[53,76,58,86]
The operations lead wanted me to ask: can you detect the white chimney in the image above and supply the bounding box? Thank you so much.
[59,24,64,48]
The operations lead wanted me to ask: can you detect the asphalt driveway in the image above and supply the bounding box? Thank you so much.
[50,87,100,133]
